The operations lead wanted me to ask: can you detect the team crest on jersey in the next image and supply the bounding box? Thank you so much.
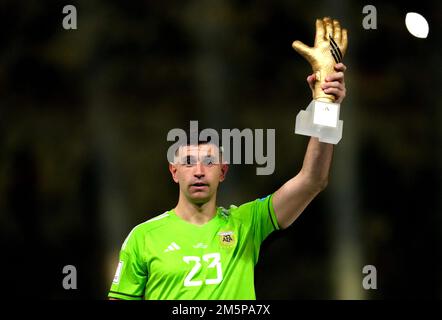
[218,231,236,248]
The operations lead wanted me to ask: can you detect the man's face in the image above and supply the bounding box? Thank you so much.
[169,144,228,205]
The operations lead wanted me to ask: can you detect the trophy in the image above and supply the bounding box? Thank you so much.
[292,17,348,144]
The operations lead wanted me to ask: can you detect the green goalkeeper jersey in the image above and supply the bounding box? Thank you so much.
[108,194,279,300]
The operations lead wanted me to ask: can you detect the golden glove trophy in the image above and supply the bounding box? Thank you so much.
[292,17,348,144]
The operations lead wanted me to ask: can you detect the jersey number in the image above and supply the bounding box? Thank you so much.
[183,253,223,287]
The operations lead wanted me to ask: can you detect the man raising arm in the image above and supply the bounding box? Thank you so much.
[273,62,347,229]
[108,16,348,299]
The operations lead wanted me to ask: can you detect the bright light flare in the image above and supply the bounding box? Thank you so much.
[405,12,429,38]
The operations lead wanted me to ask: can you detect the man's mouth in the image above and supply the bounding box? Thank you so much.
[191,183,208,188]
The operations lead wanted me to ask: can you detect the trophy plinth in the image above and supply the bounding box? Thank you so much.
[295,100,343,144]
[292,17,348,145]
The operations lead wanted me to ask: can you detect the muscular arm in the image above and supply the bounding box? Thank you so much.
[272,63,346,229]
[273,137,333,229]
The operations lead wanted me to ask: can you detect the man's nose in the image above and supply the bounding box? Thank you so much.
[194,162,205,178]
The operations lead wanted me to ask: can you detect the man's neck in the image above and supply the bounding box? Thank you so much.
[174,196,217,226]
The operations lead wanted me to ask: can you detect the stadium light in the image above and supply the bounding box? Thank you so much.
[405,12,429,38]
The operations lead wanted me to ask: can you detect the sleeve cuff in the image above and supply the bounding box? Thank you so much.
[268,194,280,231]
[108,290,144,300]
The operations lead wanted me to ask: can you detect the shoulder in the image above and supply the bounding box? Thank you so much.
[219,195,273,218]
[121,211,172,250]
[224,195,271,212]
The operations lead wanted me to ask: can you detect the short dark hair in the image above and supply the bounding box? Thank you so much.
[174,133,222,155]
[174,141,223,155]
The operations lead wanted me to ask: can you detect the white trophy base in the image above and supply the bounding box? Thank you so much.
[295,100,343,144]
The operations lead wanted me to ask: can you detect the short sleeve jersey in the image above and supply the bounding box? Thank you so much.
[108,194,279,300]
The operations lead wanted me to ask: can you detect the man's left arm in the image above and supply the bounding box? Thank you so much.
[272,63,346,229]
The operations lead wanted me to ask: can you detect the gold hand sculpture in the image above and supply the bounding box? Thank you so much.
[292,17,348,103]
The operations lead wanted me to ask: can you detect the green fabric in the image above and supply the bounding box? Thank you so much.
[108,194,279,300]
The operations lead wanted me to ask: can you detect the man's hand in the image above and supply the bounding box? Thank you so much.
[293,17,348,102]
[307,63,347,104]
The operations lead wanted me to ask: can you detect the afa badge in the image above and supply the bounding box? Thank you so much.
[218,231,236,249]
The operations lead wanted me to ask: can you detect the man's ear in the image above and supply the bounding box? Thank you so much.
[219,164,229,182]
[169,163,179,183]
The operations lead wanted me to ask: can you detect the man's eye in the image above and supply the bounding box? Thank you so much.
[184,156,196,165]
[203,157,215,165]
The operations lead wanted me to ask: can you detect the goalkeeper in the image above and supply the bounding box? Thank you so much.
[109,17,347,300]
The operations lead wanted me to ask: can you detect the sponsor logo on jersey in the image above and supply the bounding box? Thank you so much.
[164,242,181,252]
[193,243,208,249]
[218,231,236,248]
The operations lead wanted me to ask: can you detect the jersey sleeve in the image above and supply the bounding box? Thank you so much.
[251,194,280,247]
[108,227,148,300]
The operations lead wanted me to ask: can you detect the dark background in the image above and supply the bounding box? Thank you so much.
[0,0,440,299]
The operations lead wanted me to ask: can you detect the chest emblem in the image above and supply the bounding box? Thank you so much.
[218,231,236,249]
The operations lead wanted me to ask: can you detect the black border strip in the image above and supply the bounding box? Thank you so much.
[109,291,143,298]
[329,36,343,62]
[267,197,277,231]
[330,49,340,64]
